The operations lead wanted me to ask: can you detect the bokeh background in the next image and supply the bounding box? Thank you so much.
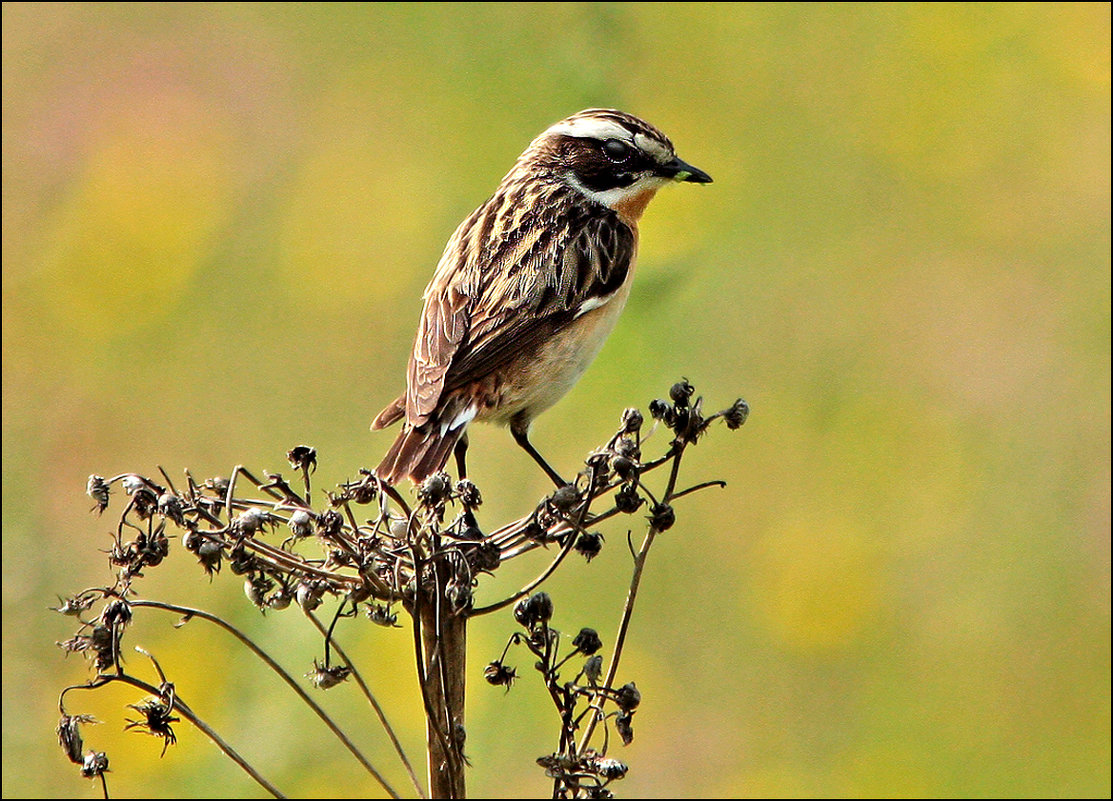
[3,3,1109,798]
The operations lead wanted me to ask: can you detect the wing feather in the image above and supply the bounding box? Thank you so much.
[403,182,635,427]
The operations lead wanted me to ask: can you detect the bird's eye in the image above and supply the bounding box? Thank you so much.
[602,139,632,162]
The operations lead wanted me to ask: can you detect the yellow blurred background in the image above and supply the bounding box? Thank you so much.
[3,3,1109,797]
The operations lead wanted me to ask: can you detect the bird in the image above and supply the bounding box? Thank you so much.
[372,108,711,487]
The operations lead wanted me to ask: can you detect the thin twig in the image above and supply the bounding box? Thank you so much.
[63,675,286,798]
[575,441,690,756]
[129,599,401,799]
[306,611,426,799]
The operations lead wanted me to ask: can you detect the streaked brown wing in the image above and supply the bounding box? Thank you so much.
[441,210,635,397]
[404,183,634,428]
[404,206,482,426]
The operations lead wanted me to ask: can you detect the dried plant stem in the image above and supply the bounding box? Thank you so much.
[577,444,686,757]
[63,675,285,798]
[470,523,581,616]
[305,611,426,799]
[61,384,747,798]
[420,601,467,799]
[130,600,401,799]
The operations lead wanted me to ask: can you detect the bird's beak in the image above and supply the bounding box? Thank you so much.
[657,155,713,184]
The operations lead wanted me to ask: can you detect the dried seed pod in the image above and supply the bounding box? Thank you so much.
[575,531,604,562]
[615,681,641,711]
[572,627,603,656]
[86,475,110,513]
[287,509,313,538]
[669,378,694,407]
[484,660,517,689]
[620,407,643,433]
[648,502,675,532]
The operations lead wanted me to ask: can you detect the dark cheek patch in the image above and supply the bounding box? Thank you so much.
[573,150,650,193]
[580,170,637,192]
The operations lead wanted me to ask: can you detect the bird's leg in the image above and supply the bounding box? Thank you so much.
[453,433,480,530]
[511,422,567,488]
[453,433,469,481]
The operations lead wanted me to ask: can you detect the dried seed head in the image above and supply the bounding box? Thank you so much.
[205,475,230,495]
[81,750,109,779]
[572,627,603,656]
[229,548,258,576]
[612,456,636,482]
[346,584,372,606]
[196,540,223,576]
[593,756,629,780]
[182,530,202,552]
[614,483,643,514]
[649,502,675,532]
[57,714,97,764]
[418,472,451,506]
[288,509,313,538]
[484,660,518,689]
[615,711,635,746]
[513,596,532,628]
[86,475,110,514]
[51,593,97,617]
[87,624,113,653]
[455,479,483,508]
[137,526,170,568]
[574,532,604,562]
[100,598,132,627]
[125,697,179,756]
[267,586,293,611]
[286,445,317,473]
[306,660,351,689]
[723,397,750,429]
[620,407,643,433]
[549,484,581,513]
[296,581,325,612]
[366,603,400,627]
[157,493,185,526]
[469,540,502,572]
[243,575,274,610]
[669,378,695,407]
[614,435,639,460]
[514,591,554,629]
[648,398,670,421]
[350,475,378,504]
[615,681,641,712]
[233,507,267,537]
[315,509,343,539]
[583,654,604,684]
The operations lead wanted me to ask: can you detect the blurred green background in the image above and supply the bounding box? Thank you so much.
[3,3,1109,798]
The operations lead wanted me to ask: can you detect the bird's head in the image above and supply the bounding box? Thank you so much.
[519,108,712,220]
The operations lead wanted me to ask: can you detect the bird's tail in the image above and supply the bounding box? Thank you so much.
[375,423,464,486]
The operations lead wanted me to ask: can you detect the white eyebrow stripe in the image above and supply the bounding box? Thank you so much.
[546,117,634,142]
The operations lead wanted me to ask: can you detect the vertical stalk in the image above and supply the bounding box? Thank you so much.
[420,594,467,798]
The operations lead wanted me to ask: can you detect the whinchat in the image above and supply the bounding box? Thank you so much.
[372,108,711,486]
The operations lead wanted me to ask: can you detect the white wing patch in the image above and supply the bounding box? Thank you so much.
[440,405,477,436]
[574,292,615,319]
